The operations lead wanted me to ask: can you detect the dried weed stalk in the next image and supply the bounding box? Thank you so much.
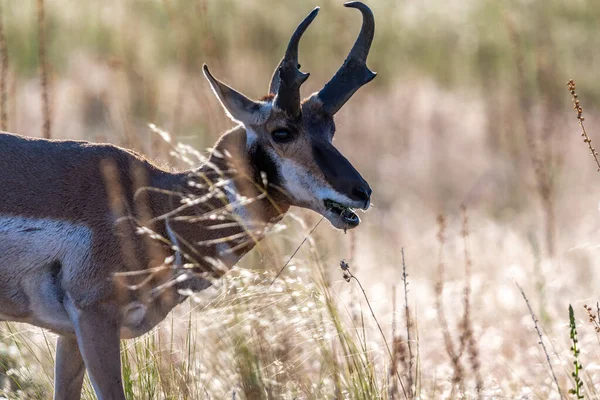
[567,80,600,171]
[583,303,600,350]
[0,2,8,131]
[505,14,556,257]
[37,0,51,139]
[390,249,414,399]
[401,248,414,397]
[434,214,465,396]
[391,286,398,398]
[583,303,600,334]
[459,206,483,394]
[433,210,483,397]
[517,283,564,399]
[390,286,408,399]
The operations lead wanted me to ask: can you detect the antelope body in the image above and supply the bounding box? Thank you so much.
[0,3,376,399]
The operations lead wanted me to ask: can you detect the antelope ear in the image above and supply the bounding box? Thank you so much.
[203,64,271,125]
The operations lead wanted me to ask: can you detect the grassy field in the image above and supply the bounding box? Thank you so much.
[2,0,600,398]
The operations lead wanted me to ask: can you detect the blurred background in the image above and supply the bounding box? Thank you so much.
[2,0,600,398]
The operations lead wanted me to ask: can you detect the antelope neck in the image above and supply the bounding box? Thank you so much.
[150,126,290,273]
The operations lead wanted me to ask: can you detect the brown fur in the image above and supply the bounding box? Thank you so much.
[0,3,376,397]
[0,128,287,325]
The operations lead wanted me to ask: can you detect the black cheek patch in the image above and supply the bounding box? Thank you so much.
[250,143,282,189]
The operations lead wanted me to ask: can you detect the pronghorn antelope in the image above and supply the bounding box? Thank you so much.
[0,2,375,399]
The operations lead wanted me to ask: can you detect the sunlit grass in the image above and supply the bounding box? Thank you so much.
[2,0,600,398]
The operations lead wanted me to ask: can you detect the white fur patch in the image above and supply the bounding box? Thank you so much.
[0,216,92,267]
[272,152,361,210]
[0,216,92,330]
[248,102,273,125]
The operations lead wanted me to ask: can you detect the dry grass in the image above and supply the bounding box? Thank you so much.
[2,0,600,399]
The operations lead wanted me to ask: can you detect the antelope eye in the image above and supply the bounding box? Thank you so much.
[271,129,294,143]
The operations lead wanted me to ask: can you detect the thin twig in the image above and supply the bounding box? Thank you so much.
[516,282,564,399]
[252,217,325,311]
[266,216,324,290]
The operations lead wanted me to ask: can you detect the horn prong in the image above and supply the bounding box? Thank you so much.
[317,1,376,115]
[269,7,319,118]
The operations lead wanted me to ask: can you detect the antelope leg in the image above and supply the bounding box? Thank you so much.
[64,295,126,400]
[53,335,86,400]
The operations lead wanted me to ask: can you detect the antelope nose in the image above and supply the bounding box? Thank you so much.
[352,185,372,207]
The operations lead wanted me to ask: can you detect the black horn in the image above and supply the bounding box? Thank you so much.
[269,7,319,118]
[317,2,376,115]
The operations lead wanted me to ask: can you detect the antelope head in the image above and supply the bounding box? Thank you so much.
[203,2,375,230]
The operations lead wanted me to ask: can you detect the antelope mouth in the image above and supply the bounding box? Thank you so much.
[324,199,360,229]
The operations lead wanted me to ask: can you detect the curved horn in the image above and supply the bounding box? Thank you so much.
[317,2,376,115]
[269,7,319,118]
